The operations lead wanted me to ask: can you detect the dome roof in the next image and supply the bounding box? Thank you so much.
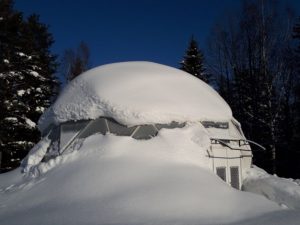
[38,62,232,131]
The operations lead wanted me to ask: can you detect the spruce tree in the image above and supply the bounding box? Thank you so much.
[0,0,59,171]
[180,36,209,83]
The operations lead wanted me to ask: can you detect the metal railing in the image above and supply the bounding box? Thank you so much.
[210,138,266,152]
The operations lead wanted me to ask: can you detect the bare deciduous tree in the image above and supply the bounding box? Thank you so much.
[61,41,90,83]
[207,0,297,174]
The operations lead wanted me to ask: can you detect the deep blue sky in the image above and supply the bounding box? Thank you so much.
[14,0,300,68]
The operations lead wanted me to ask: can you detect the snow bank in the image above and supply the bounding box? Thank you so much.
[38,62,232,132]
[1,124,299,225]
[243,166,300,210]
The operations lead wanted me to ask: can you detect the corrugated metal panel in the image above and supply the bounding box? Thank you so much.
[79,118,108,138]
[132,125,158,140]
[106,118,137,136]
[60,121,88,150]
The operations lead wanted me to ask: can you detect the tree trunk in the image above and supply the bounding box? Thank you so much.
[270,143,276,174]
[270,120,277,174]
[0,151,2,171]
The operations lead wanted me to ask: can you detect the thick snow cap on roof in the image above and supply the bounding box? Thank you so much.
[38,61,232,131]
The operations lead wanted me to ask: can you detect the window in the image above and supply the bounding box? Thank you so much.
[155,121,185,130]
[216,167,226,182]
[61,117,186,142]
[202,121,229,129]
[132,125,158,140]
[106,118,137,136]
[60,121,89,150]
[79,118,108,138]
[230,167,240,189]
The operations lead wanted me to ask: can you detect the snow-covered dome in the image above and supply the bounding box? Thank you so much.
[38,61,232,131]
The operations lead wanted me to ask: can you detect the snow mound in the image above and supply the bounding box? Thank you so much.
[243,166,300,210]
[38,61,232,131]
[21,136,51,171]
[1,124,294,225]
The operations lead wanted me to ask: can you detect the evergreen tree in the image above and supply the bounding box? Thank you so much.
[0,0,25,170]
[180,37,209,83]
[0,0,59,171]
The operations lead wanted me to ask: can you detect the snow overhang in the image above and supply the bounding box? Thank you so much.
[38,61,232,132]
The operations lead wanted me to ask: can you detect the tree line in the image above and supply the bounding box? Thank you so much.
[181,0,300,178]
[0,0,300,178]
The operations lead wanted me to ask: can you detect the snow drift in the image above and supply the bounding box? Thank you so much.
[2,124,298,225]
[243,166,300,210]
[38,62,232,131]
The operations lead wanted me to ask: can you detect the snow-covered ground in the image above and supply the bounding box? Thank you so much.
[1,124,300,225]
